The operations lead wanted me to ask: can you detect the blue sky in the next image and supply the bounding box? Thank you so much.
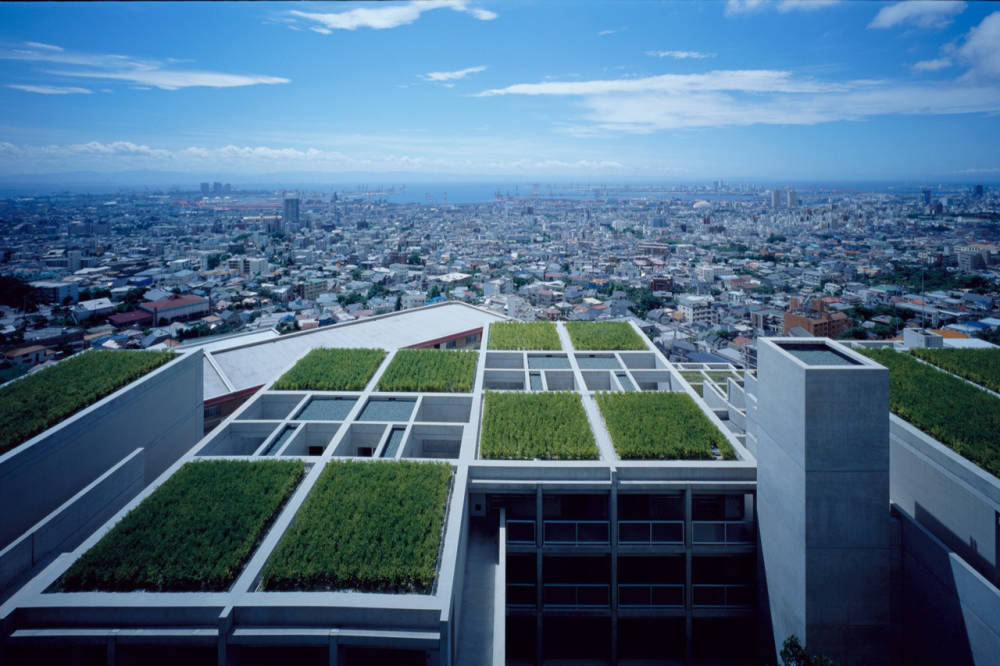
[1,0,999,182]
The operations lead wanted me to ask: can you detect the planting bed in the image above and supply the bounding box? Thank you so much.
[596,392,734,460]
[376,349,478,392]
[488,321,561,351]
[0,350,175,456]
[261,460,452,593]
[565,321,647,351]
[272,348,385,391]
[860,348,1000,477]
[480,391,598,460]
[57,460,304,592]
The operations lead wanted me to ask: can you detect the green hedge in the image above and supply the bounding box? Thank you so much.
[480,391,598,460]
[262,461,452,593]
[911,348,1000,394]
[0,350,175,456]
[565,321,647,350]
[377,349,478,392]
[488,321,561,350]
[596,392,735,460]
[57,460,304,592]
[860,348,1000,477]
[272,348,385,391]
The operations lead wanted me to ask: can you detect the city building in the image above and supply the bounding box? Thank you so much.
[139,294,210,325]
[782,298,850,338]
[2,309,1000,666]
[284,195,300,227]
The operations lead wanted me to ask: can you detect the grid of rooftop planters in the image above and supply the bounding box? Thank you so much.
[487,321,561,350]
[859,348,1000,477]
[0,349,176,456]
[54,460,304,592]
[376,349,478,392]
[480,391,599,460]
[565,321,648,351]
[596,392,736,460]
[271,347,386,391]
[910,347,1000,394]
[261,460,452,593]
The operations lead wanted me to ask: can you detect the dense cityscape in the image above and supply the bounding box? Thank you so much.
[1,181,997,379]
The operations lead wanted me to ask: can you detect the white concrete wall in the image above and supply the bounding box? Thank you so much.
[0,351,203,550]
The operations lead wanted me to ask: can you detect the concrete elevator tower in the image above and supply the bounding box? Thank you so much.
[751,338,892,665]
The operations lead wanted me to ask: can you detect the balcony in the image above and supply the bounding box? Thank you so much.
[692,584,753,608]
[618,520,684,545]
[692,520,754,545]
[618,583,684,608]
[543,520,610,545]
[506,519,536,544]
[543,583,610,608]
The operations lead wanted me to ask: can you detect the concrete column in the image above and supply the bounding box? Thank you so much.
[684,486,693,663]
[536,486,544,666]
[610,473,618,664]
[106,635,116,666]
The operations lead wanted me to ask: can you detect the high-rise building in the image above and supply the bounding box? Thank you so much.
[213,181,222,194]
[922,188,931,206]
[200,182,210,196]
[786,187,797,208]
[771,189,781,208]
[284,195,300,227]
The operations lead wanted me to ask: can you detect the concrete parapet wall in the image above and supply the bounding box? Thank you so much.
[0,351,204,550]
[890,415,1000,585]
[895,505,1000,666]
[0,449,145,600]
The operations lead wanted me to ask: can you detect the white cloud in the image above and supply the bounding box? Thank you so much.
[0,42,289,91]
[7,84,92,95]
[869,1,966,29]
[0,140,625,176]
[475,68,1000,133]
[957,11,1000,80]
[726,0,837,16]
[288,1,497,32]
[913,58,952,72]
[598,27,626,36]
[23,42,63,52]
[645,50,713,60]
[475,70,849,97]
[777,0,839,13]
[421,65,486,82]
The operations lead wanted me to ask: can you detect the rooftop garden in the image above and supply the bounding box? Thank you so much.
[0,349,176,456]
[261,460,452,593]
[566,321,647,351]
[596,392,735,460]
[56,460,304,592]
[480,391,599,460]
[488,321,561,350]
[272,348,386,391]
[376,349,478,392]
[859,348,1000,477]
[910,348,1000,394]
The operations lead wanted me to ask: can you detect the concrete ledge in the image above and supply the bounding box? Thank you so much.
[0,448,145,600]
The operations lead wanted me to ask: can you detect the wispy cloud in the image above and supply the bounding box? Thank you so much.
[288,1,497,32]
[421,65,486,83]
[0,42,289,91]
[0,140,624,175]
[7,84,92,95]
[598,27,626,36]
[645,50,713,60]
[869,1,965,29]
[474,67,1000,133]
[475,70,849,97]
[726,0,838,16]
[912,58,952,73]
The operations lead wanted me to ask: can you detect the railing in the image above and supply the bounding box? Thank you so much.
[618,583,684,608]
[506,520,536,544]
[543,583,610,608]
[618,520,684,545]
[506,582,536,608]
[692,584,753,607]
[543,520,610,544]
[692,520,754,545]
